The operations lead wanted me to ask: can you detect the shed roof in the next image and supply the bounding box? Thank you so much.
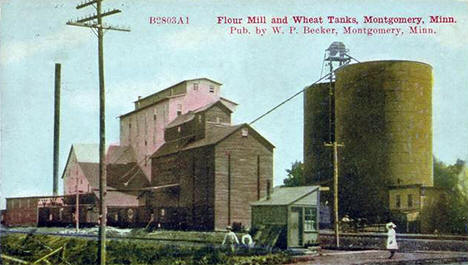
[251,186,320,206]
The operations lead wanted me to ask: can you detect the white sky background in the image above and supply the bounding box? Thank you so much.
[1,0,468,209]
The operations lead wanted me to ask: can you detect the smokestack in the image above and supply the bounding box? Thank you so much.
[266,179,271,200]
[53,63,61,196]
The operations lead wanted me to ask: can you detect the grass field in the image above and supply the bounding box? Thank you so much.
[0,229,292,265]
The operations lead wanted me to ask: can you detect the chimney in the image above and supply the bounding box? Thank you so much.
[53,63,61,196]
[266,179,271,200]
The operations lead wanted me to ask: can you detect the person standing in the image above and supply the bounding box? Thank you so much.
[241,232,254,248]
[386,222,398,259]
[222,225,239,253]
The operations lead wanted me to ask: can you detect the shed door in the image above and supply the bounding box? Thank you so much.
[290,207,303,247]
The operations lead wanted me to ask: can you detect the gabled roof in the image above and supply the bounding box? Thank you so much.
[107,163,150,190]
[119,97,170,119]
[61,144,99,179]
[152,123,274,158]
[73,144,100,163]
[78,162,100,188]
[107,145,136,164]
[166,100,232,129]
[120,78,227,119]
[165,112,196,129]
[220,97,238,106]
[251,186,320,206]
[134,78,222,103]
[153,125,242,158]
[62,144,149,190]
[77,161,150,190]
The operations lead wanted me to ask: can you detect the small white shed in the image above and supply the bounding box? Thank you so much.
[251,186,320,248]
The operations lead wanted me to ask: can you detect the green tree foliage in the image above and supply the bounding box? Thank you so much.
[425,157,468,234]
[282,161,305,187]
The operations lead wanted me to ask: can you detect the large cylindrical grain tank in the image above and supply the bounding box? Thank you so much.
[304,82,334,185]
[334,60,432,219]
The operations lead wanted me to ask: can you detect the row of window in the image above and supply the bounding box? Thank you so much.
[395,194,414,208]
[193,83,216,93]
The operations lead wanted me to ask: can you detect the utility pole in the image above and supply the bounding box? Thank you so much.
[67,1,129,264]
[75,178,80,232]
[53,63,61,196]
[324,141,344,248]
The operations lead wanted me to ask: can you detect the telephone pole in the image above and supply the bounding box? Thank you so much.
[53,63,61,196]
[67,1,129,264]
[324,141,344,248]
[75,178,80,232]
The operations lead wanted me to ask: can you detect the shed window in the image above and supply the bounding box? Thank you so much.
[209,85,215,93]
[193,83,199,91]
[304,208,317,231]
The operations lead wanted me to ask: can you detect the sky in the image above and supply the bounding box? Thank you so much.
[1,0,468,209]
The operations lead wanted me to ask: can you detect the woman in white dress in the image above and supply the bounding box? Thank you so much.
[386,222,398,259]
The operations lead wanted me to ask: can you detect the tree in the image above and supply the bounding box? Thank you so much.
[282,161,305,187]
[426,157,468,234]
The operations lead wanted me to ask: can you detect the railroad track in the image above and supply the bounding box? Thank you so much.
[0,228,215,246]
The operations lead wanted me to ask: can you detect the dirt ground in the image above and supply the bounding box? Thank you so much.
[287,249,468,265]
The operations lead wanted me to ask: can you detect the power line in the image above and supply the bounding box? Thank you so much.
[249,51,359,126]
[249,71,332,125]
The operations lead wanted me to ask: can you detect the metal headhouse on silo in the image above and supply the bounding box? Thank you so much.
[334,60,433,218]
[304,42,351,186]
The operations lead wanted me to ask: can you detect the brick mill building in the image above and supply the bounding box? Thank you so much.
[3,78,274,230]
